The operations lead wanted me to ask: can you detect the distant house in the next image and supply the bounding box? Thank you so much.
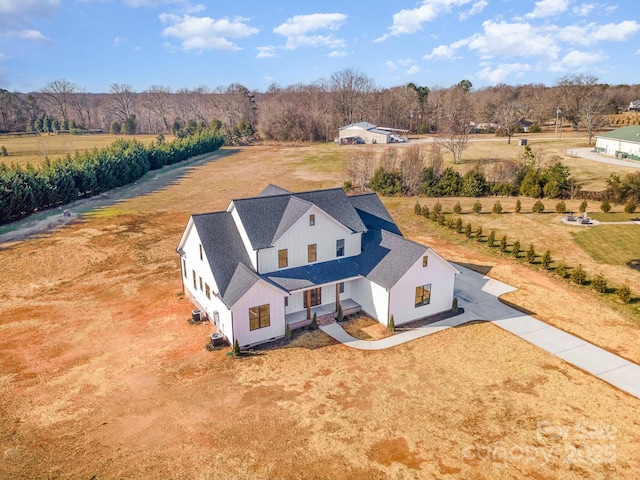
[338,122,407,145]
[594,125,640,160]
[628,100,640,112]
[177,185,460,348]
[518,120,533,133]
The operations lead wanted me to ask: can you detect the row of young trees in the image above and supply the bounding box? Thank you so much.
[0,130,223,225]
[1,72,639,143]
[347,144,577,199]
[415,203,635,304]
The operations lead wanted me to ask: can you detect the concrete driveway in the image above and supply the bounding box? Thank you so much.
[321,265,640,400]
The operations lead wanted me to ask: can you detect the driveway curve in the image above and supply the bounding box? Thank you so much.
[321,265,640,399]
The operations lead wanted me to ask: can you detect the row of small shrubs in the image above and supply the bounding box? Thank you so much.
[415,198,637,217]
[415,203,636,305]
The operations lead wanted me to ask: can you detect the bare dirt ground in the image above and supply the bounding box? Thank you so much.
[2,145,640,479]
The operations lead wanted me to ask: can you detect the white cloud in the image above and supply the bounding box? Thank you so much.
[273,13,347,50]
[8,29,52,44]
[256,46,276,58]
[328,50,348,57]
[635,49,640,55]
[398,58,414,67]
[375,0,473,41]
[549,50,607,71]
[476,63,532,83]
[525,0,570,19]
[557,21,640,46]
[407,65,421,75]
[0,0,59,18]
[467,20,560,60]
[423,39,468,60]
[113,36,126,46]
[160,14,258,52]
[572,3,595,16]
[384,61,397,70]
[459,0,488,21]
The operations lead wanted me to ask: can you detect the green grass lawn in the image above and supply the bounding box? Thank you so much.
[588,212,640,222]
[572,225,640,265]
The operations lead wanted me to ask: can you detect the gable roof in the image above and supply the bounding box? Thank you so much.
[265,228,429,291]
[339,121,377,131]
[191,212,261,308]
[596,126,640,144]
[349,193,402,235]
[258,184,291,197]
[232,187,367,250]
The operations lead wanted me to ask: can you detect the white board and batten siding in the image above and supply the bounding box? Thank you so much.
[258,206,361,274]
[181,224,219,300]
[350,277,389,324]
[389,250,458,325]
[230,281,286,347]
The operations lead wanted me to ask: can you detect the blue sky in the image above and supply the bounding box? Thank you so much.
[1,0,639,93]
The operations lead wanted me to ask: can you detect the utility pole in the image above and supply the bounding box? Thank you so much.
[555,106,561,138]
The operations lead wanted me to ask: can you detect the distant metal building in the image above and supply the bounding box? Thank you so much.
[594,126,640,161]
[338,122,392,144]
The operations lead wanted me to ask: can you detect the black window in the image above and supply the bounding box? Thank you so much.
[336,239,345,257]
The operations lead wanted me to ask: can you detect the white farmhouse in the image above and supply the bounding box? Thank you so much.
[177,185,459,348]
[595,125,640,161]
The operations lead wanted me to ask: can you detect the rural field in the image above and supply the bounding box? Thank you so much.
[1,140,640,479]
[0,133,173,168]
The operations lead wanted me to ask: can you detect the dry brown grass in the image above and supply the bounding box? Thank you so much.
[1,144,640,479]
[340,315,393,340]
[0,133,173,168]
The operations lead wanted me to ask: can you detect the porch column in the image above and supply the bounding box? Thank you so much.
[306,290,311,320]
[335,283,341,312]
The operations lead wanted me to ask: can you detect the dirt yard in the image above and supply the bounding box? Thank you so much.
[1,145,640,479]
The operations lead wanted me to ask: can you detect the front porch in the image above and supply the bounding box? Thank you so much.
[286,298,361,329]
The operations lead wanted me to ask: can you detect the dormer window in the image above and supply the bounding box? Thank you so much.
[309,214,315,226]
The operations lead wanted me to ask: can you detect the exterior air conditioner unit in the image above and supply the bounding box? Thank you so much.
[192,309,202,322]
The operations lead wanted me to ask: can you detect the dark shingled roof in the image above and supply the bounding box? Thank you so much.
[258,184,292,197]
[232,187,367,250]
[191,212,261,308]
[189,186,431,305]
[348,193,402,235]
[266,227,427,291]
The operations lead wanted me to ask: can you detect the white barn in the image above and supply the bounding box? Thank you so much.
[177,185,460,348]
[338,122,392,144]
[595,126,640,161]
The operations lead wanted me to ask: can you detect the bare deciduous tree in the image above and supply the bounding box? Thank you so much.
[436,82,472,164]
[41,79,77,123]
[331,68,375,125]
[400,145,424,195]
[143,85,172,133]
[345,148,375,192]
[109,83,136,123]
[494,101,524,144]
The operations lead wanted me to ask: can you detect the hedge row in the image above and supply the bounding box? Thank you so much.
[0,130,223,225]
[416,202,636,305]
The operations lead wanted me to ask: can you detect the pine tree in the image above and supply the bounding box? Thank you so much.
[515,199,522,214]
[526,244,536,263]
[512,240,521,258]
[542,250,552,269]
[387,314,395,332]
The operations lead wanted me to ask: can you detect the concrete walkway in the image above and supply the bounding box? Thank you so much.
[320,265,640,399]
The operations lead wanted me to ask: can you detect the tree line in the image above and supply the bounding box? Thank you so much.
[346,144,579,200]
[0,129,223,225]
[1,72,639,144]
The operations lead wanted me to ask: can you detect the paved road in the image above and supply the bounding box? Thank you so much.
[321,265,640,400]
[567,147,640,169]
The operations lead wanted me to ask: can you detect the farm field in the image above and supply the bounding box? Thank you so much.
[1,143,640,479]
[0,133,173,168]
